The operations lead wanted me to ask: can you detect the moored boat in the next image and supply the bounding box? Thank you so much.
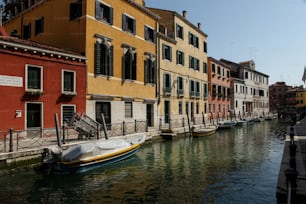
[42,133,146,173]
[235,119,246,126]
[192,126,218,137]
[217,121,236,130]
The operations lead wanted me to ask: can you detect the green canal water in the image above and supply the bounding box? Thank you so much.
[0,120,288,203]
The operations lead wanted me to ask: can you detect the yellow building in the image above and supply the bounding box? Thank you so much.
[296,90,306,109]
[3,0,159,128]
[148,9,208,126]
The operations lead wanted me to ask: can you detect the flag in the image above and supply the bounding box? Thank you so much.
[303,66,306,83]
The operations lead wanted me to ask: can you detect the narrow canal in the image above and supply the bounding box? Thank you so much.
[0,120,287,203]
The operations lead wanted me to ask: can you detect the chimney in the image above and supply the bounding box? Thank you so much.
[197,23,201,29]
[182,10,187,18]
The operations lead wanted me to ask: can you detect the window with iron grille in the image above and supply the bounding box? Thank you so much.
[62,105,75,125]
[125,102,133,118]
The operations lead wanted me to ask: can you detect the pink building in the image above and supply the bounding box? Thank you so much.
[207,57,231,119]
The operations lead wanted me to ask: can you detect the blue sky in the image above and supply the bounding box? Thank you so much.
[146,0,306,86]
[1,0,306,86]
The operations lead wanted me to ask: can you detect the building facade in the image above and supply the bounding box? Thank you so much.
[221,59,269,117]
[149,8,208,126]
[269,82,290,113]
[3,0,159,129]
[0,33,86,131]
[207,57,231,120]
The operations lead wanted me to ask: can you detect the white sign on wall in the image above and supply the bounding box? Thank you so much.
[0,75,23,87]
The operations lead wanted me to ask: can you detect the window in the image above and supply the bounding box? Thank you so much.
[123,47,136,80]
[196,81,200,98]
[34,17,44,35]
[204,83,208,98]
[162,44,172,61]
[144,53,156,84]
[189,56,200,70]
[212,84,217,97]
[217,66,221,75]
[26,65,42,92]
[177,76,184,96]
[62,70,76,94]
[179,101,183,115]
[145,26,155,42]
[190,80,195,97]
[176,24,184,39]
[196,102,199,114]
[125,102,133,118]
[70,0,82,20]
[204,41,207,53]
[62,105,75,125]
[163,73,171,94]
[185,102,189,114]
[95,1,113,24]
[95,38,113,76]
[176,50,184,65]
[23,24,31,39]
[227,70,230,78]
[245,71,249,79]
[203,62,207,73]
[122,14,136,34]
[212,64,215,73]
[188,32,199,48]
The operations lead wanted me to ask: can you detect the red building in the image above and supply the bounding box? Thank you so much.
[207,57,231,119]
[0,29,86,131]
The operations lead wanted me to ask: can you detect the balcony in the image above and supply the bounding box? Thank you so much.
[177,89,184,97]
[25,89,43,96]
[163,87,172,96]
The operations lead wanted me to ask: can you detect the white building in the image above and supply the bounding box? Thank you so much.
[222,59,269,118]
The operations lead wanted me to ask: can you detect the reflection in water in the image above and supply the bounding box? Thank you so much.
[0,120,287,203]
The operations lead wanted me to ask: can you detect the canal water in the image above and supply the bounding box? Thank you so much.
[0,120,287,204]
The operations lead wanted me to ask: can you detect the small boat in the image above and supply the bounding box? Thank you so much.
[192,126,218,137]
[235,119,246,126]
[41,133,146,173]
[217,121,236,130]
[253,118,261,122]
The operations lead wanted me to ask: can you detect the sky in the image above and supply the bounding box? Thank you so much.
[145,0,306,86]
[1,0,306,86]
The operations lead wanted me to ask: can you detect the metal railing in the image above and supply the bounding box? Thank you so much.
[0,120,148,153]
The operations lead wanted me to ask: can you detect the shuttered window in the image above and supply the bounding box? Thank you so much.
[95,39,113,76]
[144,54,156,84]
[95,0,113,24]
[122,14,136,34]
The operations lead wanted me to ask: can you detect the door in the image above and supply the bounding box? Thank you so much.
[26,103,42,128]
[96,102,111,129]
[146,104,153,127]
[191,102,194,121]
[164,101,170,124]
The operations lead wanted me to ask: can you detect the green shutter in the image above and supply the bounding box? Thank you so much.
[95,0,101,20]
[122,14,126,31]
[95,42,101,74]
